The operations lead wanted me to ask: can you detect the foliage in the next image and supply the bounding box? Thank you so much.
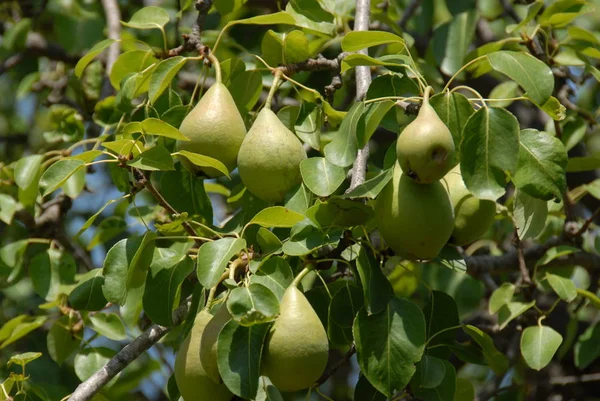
[1,0,600,400]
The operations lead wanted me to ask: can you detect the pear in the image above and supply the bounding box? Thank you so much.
[396,87,454,184]
[199,302,231,383]
[237,108,307,203]
[442,165,496,245]
[374,162,454,260]
[176,82,246,177]
[262,286,329,392]
[174,310,233,401]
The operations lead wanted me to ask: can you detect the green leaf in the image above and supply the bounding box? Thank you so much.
[217,321,270,399]
[141,118,189,141]
[261,30,310,66]
[431,10,478,76]
[430,92,474,154]
[76,196,125,237]
[110,50,157,90]
[39,159,85,197]
[249,257,294,300]
[324,102,365,167]
[4,18,31,51]
[513,129,567,201]
[255,376,284,401]
[424,291,459,358]
[300,157,346,197]
[227,283,280,326]
[246,206,306,229]
[221,58,246,85]
[486,51,554,105]
[7,352,42,367]
[149,57,187,104]
[228,70,263,114]
[255,228,283,256]
[343,168,393,199]
[0,316,47,349]
[128,145,175,171]
[489,283,515,314]
[306,198,373,228]
[63,166,86,198]
[285,2,335,35]
[460,107,520,200]
[160,168,213,221]
[462,325,508,375]
[355,247,394,315]
[577,288,600,309]
[121,6,170,29]
[14,155,43,190]
[357,101,396,148]
[285,184,313,214]
[225,11,296,28]
[575,321,600,369]
[341,30,404,52]
[546,273,577,302]
[521,325,563,370]
[68,269,107,311]
[75,39,117,78]
[536,96,567,121]
[539,0,588,28]
[513,189,548,240]
[74,348,116,382]
[507,0,544,33]
[488,81,521,108]
[88,312,126,341]
[29,248,76,301]
[414,355,446,389]
[498,301,536,330]
[566,156,600,172]
[353,298,427,397]
[329,283,363,346]
[87,216,127,250]
[47,317,81,366]
[175,150,230,178]
[143,255,194,326]
[294,102,321,151]
[354,375,386,401]
[454,379,476,401]
[412,359,456,401]
[341,54,409,73]
[196,238,246,288]
[0,195,16,225]
[102,233,156,305]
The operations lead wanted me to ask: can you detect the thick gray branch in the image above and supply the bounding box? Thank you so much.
[100,0,121,75]
[68,301,191,401]
[347,0,372,192]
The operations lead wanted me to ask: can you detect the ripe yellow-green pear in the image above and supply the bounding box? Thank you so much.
[375,162,454,260]
[237,107,307,203]
[442,165,496,245]
[176,79,246,177]
[262,285,329,392]
[174,310,233,401]
[199,302,231,383]
[396,86,455,183]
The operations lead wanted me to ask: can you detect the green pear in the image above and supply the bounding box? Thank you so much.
[375,162,454,260]
[237,108,307,203]
[262,286,329,392]
[441,165,496,245]
[199,302,231,383]
[396,87,454,184]
[174,310,233,401]
[176,82,246,177]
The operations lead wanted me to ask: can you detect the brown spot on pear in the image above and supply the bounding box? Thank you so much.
[374,162,454,260]
[237,108,307,203]
[262,286,329,392]
[176,82,246,177]
[174,309,233,401]
[441,165,496,245]
[396,87,454,183]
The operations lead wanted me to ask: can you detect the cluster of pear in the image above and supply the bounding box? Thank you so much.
[174,284,329,400]
[176,62,305,203]
[374,87,496,260]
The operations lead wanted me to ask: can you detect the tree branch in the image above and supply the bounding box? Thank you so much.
[347,0,372,192]
[100,0,121,82]
[398,0,422,30]
[167,0,213,56]
[68,300,192,401]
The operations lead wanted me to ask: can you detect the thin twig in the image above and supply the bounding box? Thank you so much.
[347,0,372,192]
[315,345,356,386]
[398,0,422,29]
[166,0,213,56]
[514,229,532,285]
[575,207,600,236]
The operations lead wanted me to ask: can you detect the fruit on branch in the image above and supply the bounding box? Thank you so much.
[176,82,246,177]
[262,285,329,392]
[237,108,307,203]
[396,86,454,184]
[442,165,496,245]
[174,309,233,401]
[374,162,454,260]
[200,302,231,383]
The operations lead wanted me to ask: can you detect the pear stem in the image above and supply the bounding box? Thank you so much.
[291,265,313,287]
[206,52,222,84]
[423,86,433,105]
[264,71,283,110]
